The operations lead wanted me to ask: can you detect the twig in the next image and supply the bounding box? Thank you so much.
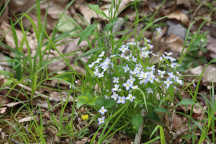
[17,83,50,99]
[17,83,73,102]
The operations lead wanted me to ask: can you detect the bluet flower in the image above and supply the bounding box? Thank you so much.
[117,96,126,104]
[99,106,107,115]
[98,116,105,125]
[126,94,135,102]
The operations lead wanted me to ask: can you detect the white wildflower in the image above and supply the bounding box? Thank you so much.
[98,116,105,125]
[99,106,107,115]
[113,77,119,83]
[111,92,119,100]
[117,96,126,104]
[126,94,135,102]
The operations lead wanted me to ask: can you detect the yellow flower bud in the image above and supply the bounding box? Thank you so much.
[81,114,89,120]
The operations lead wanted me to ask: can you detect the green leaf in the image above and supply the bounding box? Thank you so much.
[178,98,195,106]
[56,13,79,35]
[88,4,108,19]
[78,24,97,45]
[131,114,143,131]
[155,107,168,113]
[159,126,166,144]
[77,93,97,108]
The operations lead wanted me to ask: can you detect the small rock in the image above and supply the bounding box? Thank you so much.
[167,21,186,40]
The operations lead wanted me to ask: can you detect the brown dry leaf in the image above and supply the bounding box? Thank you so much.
[18,116,34,123]
[45,1,66,19]
[172,113,185,130]
[165,34,184,53]
[207,35,216,58]
[75,137,89,144]
[76,0,134,23]
[117,0,134,14]
[176,0,191,7]
[192,103,204,120]
[47,39,87,72]
[1,21,37,54]
[102,0,134,17]
[0,95,10,106]
[78,4,99,24]
[189,65,202,75]
[5,101,23,107]
[167,10,189,26]
[49,91,73,102]
[9,0,35,14]
[189,65,216,83]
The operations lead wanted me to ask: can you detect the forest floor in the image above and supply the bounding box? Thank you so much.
[0,0,216,143]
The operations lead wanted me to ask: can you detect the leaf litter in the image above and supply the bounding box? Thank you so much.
[0,0,216,143]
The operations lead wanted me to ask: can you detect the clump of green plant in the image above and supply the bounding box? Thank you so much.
[181,31,208,70]
[82,36,183,141]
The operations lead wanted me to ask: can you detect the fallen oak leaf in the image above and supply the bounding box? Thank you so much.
[167,10,189,26]
[165,34,184,53]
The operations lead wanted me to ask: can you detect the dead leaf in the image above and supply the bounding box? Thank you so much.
[189,65,216,83]
[46,1,65,19]
[117,0,134,14]
[1,21,37,54]
[207,35,216,58]
[176,0,191,7]
[167,10,189,26]
[189,65,202,75]
[0,107,7,114]
[49,91,73,102]
[78,4,99,24]
[0,95,10,106]
[75,137,89,144]
[18,116,34,123]
[9,0,35,14]
[172,113,184,130]
[5,101,23,107]
[165,34,184,53]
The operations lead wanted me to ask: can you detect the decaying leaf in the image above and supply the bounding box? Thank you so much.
[78,4,99,24]
[189,65,216,83]
[47,1,65,19]
[5,101,23,107]
[176,0,191,7]
[1,21,37,54]
[49,91,73,102]
[0,107,7,114]
[9,0,35,14]
[165,34,184,53]
[0,95,10,106]
[167,10,189,26]
[18,116,34,123]
[207,35,216,58]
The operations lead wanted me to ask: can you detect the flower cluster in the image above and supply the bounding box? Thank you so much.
[88,39,183,125]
